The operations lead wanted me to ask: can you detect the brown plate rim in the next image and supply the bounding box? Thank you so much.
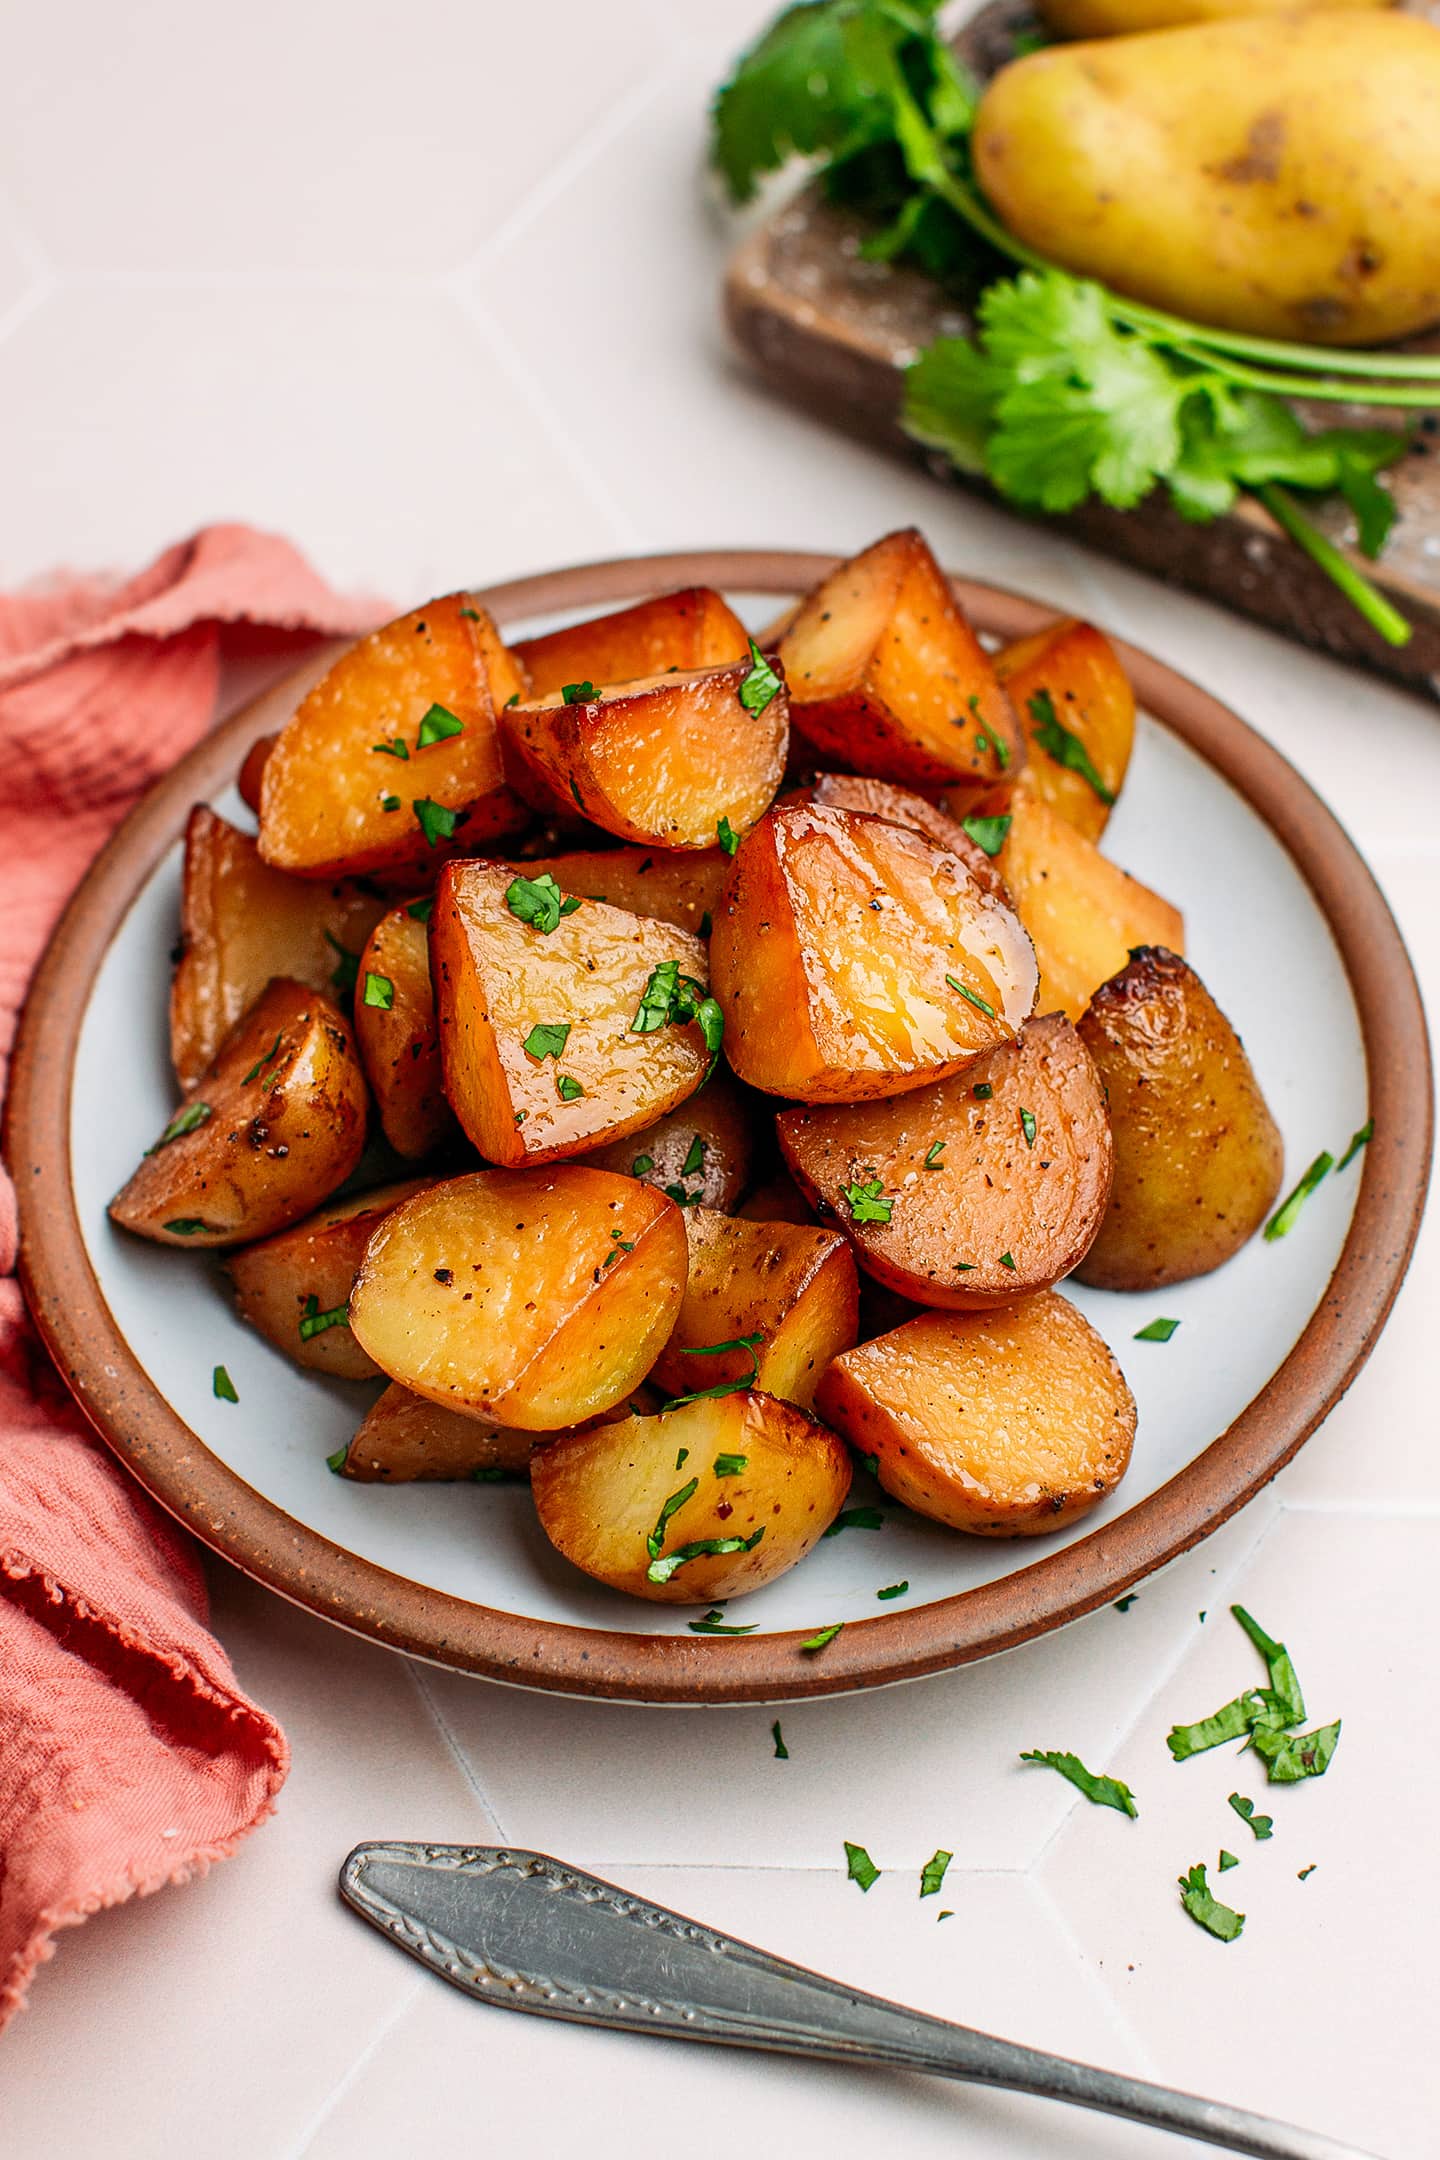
[5,548,1431,1704]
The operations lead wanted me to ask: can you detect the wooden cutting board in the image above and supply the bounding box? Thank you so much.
[723,0,1440,699]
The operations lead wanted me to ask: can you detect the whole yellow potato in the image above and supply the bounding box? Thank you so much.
[1036,0,1390,38]
[975,14,1440,344]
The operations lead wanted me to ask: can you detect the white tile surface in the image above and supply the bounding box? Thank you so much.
[3,1,1437,2156]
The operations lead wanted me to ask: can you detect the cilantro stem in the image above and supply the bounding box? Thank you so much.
[1256,486,1412,648]
[1165,344,1440,411]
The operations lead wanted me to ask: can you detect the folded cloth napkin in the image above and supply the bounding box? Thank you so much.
[0,526,386,2033]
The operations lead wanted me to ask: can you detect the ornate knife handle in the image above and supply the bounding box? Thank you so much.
[340,1842,1380,2160]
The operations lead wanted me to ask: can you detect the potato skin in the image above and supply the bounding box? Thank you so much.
[111,978,369,1248]
[582,1070,757,1211]
[778,1013,1112,1307]
[336,1382,538,1481]
[711,803,1038,1101]
[171,806,386,1089]
[353,906,456,1160]
[995,794,1182,1023]
[516,847,729,938]
[781,773,1010,901]
[1076,946,1283,1289]
[997,621,1135,845]
[513,587,750,697]
[975,15,1440,346]
[237,732,278,816]
[815,1296,1135,1536]
[651,1207,860,1411]
[531,1391,852,1603]
[348,1168,688,1428]
[223,1179,431,1378]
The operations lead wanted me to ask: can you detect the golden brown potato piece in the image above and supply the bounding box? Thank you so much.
[737,1171,817,1226]
[503,659,788,851]
[111,979,368,1248]
[333,1383,538,1481]
[997,620,1135,844]
[430,860,713,1166]
[513,587,751,698]
[710,803,1037,1101]
[516,846,729,938]
[779,530,1022,801]
[258,593,529,884]
[782,772,1010,901]
[237,732,278,816]
[582,1070,757,1211]
[353,905,456,1160]
[1076,946,1284,1289]
[223,1179,431,1378]
[349,1168,687,1428]
[170,807,388,1090]
[778,1013,1112,1307]
[531,1390,852,1602]
[650,1208,859,1411]
[994,795,1183,1022]
[1039,0,1388,33]
[816,1296,1135,1536]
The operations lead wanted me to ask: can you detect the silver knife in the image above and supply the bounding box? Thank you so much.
[339,1842,1381,2160]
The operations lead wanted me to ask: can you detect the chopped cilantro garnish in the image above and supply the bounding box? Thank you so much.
[998,1252,1016,1270]
[1298,1863,1318,1882]
[326,1444,349,1474]
[682,1134,706,1178]
[1134,1316,1181,1342]
[372,738,409,760]
[713,1453,748,1477]
[919,1849,952,1899]
[688,1607,757,1634]
[1169,1604,1316,1772]
[647,1526,765,1584]
[506,871,580,935]
[243,1032,285,1085]
[1337,1117,1373,1171]
[325,934,360,997]
[674,1448,689,1470]
[716,814,741,856]
[299,1294,350,1342]
[1020,1749,1137,1818]
[822,1506,885,1537]
[860,1453,879,1477]
[380,794,401,813]
[631,1153,655,1175]
[801,1621,843,1653]
[946,972,995,1019]
[658,1331,764,1411]
[1217,1849,1240,1873]
[1028,690,1115,805]
[413,797,458,848]
[961,813,1011,856]
[417,703,463,748]
[1250,1719,1342,1782]
[560,680,596,704]
[844,1841,880,1893]
[645,1477,698,1560]
[556,1074,585,1102]
[362,972,394,1011]
[972,1082,993,1099]
[1178,1863,1244,1943]
[1233,1603,1306,1726]
[1265,1151,1335,1240]
[842,1177,892,1224]
[406,896,434,924]
[212,1364,238,1403]
[877,1582,908,1601]
[1114,1594,1139,1613]
[1228,1793,1274,1841]
[1167,1697,1258,1761]
[772,1719,789,1758]
[923,1140,945,1169]
[145,1100,212,1154]
[523,1021,570,1060]
[163,1219,211,1236]
[1019,1107,1036,1148]
[738,637,783,718]
[936,1910,955,1923]
[630,959,724,1075]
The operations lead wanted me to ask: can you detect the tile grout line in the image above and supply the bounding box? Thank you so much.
[404,1660,513,1842]
[279,1968,429,2160]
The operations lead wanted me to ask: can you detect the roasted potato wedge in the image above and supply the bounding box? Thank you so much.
[258,593,529,883]
[171,807,387,1090]
[531,1391,852,1602]
[430,860,712,1166]
[515,846,729,938]
[783,772,1010,900]
[223,1178,431,1378]
[503,658,788,850]
[333,1382,538,1481]
[353,905,456,1160]
[737,1171,817,1226]
[997,620,1135,844]
[779,530,1022,800]
[778,1013,1112,1306]
[349,1168,687,1427]
[710,803,1038,1101]
[816,1295,1136,1535]
[1076,946,1283,1289]
[651,1208,860,1410]
[582,1070,757,1211]
[513,587,750,698]
[237,731,278,816]
[993,795,1183,1021]
[111,978,368,1248]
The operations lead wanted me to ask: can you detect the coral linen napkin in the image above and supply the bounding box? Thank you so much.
[0,526,385,2033]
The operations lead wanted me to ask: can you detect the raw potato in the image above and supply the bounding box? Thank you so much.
[237,732,278,815]
[582,1071,757,1211]
[531,1391,852,1602]
[816,1297,1136,1536]
[110,978,368,1248]
[258,593,529,883]
[650,1208,859,1410]
[779,530,1022,799]
[1076,945,1284,1289]
[171,806,387,1089]
[349,1168,688,1428]
[783,772,1010,900]
[710,803,1038,1101]
[974,15,1440,346]
[778,1013,1113,1306]
[353,906,456,1159]
[334,1382,538,1481]
[995,795,1183,1022]
[513,587,750,697]
[503,659,788,849]
[430,860,712,1165]
[517,846,729,937]
[997,621,1135,844]
[1037,0,1388,35]
[224,1179,431,1379]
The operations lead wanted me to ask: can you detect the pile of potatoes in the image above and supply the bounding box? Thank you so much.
[112,528,1284,1610]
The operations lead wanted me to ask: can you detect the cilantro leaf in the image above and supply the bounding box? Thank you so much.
[1264,1151,1335,1240]
[877,1581,908,1600]
[560,680,596,704]
[842,1176,892,1224]
[1019,1106,1037,1148]
[1228,1793,1274,1842]
[1027,689,1115,805]
[1218,1849,1240,1873]
[844,1839,880,1892]
[556,1073,585,1102]
[163,1218,212,1236]
[362,971,394,1011]
[646,1526,764,1585]
[772,1719,789,1758]
[212,1364,238,1403]
[822,1506,885,1537]
[961,813,1010,856]
[372,738,409,760]
[919,1849,952,1898]
[645,1476,698,1561]
[1250,1719,1342,1783]
[1134,1317,1181,1342]
[1020,1749,1138,1818]
[144,1100,212,1154]
[299,1294,350,1342]
[801,1621,844,1652]
[713,1452,748,1477]
[413,797,459,848]
[631,959,725,1076]
[1167,1695,1260,1762]
[657,1332,763,1412]
[1337,1117,1373,1172]
[506,871,580,935]
[1178,1862,1244,1943]
[523,1021,570,1061]
[923,1140,945,1169]
[682,1134,706,1178]
[716,814,742,856]
[416,703,463,748]
[738,636,783,718]
[945,972,994,1019]
[688,1607,758,1635]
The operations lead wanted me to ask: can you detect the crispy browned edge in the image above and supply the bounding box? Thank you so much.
[5,550,1431,1704]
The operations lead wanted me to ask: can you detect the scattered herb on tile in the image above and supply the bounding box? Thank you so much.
[1020,1749,1137,1818]
[1228,1793,1274,1841]
[1298,1863,1318,1881]
[936,1909,955,1922]
[1178,1863,1244,1942]
[844,1841,880,1892]
[1218,1850,1240,1873]
[920,1849,952,1899]
[1250,1719,1342,1783]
